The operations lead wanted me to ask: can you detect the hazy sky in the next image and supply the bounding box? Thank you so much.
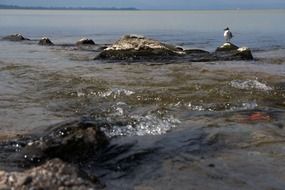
[1,0,285,9]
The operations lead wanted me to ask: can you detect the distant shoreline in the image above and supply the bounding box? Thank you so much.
[0,4,285,11]
[0,5,138,11]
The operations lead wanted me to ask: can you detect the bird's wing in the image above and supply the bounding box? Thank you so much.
[229,31,233,38]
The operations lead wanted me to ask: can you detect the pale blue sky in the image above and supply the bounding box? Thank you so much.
[1,0,285,10]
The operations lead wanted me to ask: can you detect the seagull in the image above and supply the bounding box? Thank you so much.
[224,27,233,43]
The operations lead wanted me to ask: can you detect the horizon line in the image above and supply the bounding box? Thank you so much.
[0,4,285,11]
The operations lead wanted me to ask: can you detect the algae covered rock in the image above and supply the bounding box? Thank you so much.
[2,33,30,41]
[235,47,254,60]
[96,34,185,60]
[215,42,253,60]
[38,37,54,46]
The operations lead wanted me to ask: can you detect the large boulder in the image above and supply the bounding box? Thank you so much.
[215,42,253,60]
[2,34,29,41]
[38,37,54,46]
[0,159,99,190]
[96,34,185,60]
[76,38,96,46]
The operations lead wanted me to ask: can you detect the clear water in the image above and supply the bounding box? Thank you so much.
[0,9,285,190]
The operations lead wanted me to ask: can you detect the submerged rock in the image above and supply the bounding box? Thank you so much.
[96,34,185,60]
[215,42,253,60]
[0,159,99,190]
[2,34,30,41]
[76,38,96,46]
[19,120,108,165]
[38,37,54,46]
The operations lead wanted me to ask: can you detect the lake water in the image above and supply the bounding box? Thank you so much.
[0,9,285,190]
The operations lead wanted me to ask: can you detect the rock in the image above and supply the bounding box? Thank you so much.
[2,34,29,41]
[96,34,185,60]
[184,49,211,55]
[215,43,253,60]
[76,38,95,46]
[19,120,108,165]
[0,159,98,189]
[38,37,54,46]
[235,47,254,60]
[215,42,239,52]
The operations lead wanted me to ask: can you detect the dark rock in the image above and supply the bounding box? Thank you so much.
[176,47,184,51]
[208,163,215,168]
[95,34,185,60]
[20,120,108,165]
[0,159,98,189]
[95,35,254,62]
[76,38,96,46]
[2,34,29,41]
[38,37,54,46]
[184,49,210,55]
[215,43,253,60]
[235,47,254,60]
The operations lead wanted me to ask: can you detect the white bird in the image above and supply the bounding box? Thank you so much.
[224,27,233,42]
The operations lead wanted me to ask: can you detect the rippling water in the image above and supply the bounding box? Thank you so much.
[0,9,285,189]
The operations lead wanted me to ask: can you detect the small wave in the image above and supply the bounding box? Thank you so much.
[103,114,181,137]
[98,88,135,98]
[228,101,258,111]
[76,88,135,98]
[230,80,273,91]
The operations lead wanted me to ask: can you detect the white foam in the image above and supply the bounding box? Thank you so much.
[98,88,135,98]
[230,80,273,91]
[228,101,258,111]
[76,88,135,98]
[104,114,181,137]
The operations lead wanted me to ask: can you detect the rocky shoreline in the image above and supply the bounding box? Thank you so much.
[2,33,279,190]
[2,33,254,62]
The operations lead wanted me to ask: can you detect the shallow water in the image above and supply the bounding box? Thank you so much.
[0,9,285,189]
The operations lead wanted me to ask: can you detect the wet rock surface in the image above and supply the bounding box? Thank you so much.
[18,119,108,166]
[96,35,185,61]
[96,35,254,62]
[2,34,30,41]
[215,43,254,60]
[76,38,96,46]
[0,159,100,190]
[38,37,54,46]
[215,42,239,51]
